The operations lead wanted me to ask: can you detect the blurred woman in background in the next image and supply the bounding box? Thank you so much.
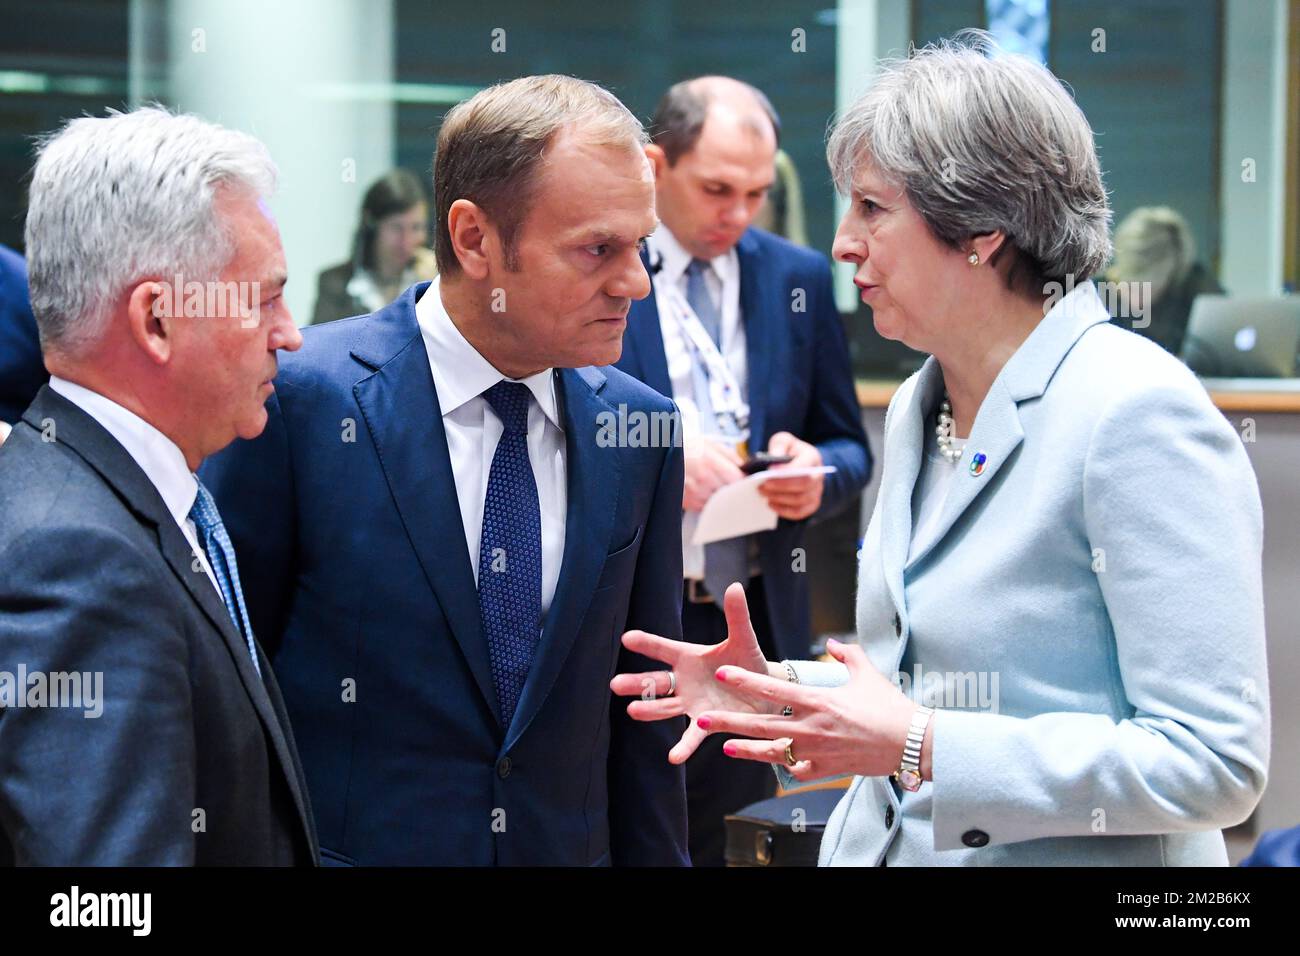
[1105,205,1224,355]
[311,168,438,325]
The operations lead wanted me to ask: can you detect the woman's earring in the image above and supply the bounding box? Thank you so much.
[967,251,980,266]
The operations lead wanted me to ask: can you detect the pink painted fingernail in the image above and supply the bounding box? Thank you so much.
[723,743,737,757]
[697,716,711,730]
[715,669,728,682]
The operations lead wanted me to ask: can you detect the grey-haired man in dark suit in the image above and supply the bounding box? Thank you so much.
[0,107,315,865]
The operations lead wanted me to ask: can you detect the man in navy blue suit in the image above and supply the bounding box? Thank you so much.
[203,75,690,865]
[0,245,47,435]
[615,77,871,864]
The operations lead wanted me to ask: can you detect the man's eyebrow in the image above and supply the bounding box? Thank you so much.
[574,229,642,244]
[260,271,288,292]
[696,177,772,193]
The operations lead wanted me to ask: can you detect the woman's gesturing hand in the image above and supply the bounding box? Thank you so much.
[610,583,774,765]
[699,638,925,783]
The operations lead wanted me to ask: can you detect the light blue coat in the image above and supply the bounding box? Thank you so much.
[779,281,1270,865]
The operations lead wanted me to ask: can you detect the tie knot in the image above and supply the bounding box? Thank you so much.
[688,258,712,279]
[188,480,223,535]
[483,380,532,436]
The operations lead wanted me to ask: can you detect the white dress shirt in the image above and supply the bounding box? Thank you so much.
[47,376,222,597]
[646,225,755,581]
[415,278,567,617]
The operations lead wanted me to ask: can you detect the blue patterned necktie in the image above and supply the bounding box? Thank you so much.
[477,381,543,725]
[686,260,749,607]
[188,480,262,677]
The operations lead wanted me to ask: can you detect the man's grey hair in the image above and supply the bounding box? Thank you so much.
[434,74,648,275]
[828,30,1112,292]
[25,105,277,356]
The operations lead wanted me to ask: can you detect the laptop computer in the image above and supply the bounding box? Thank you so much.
[1180,295,1300,378]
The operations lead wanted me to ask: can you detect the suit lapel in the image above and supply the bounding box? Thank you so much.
[152,513,319,852]
[504,366,621,751]
[736,232,771,450]
[348,284,503,729]
[899,280,1114,574]
[902,375,1025,572]
[877,364,940,619]
[24,386,317,852]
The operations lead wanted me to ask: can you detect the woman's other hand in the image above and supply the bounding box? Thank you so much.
[700,637,928,783]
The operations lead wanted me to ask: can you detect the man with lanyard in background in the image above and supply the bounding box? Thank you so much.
[615,76,871,865]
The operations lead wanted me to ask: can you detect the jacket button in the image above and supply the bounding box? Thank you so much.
[885,806,895,828]
[497,757,512,779]
[962,829,989,848]
[893,612,902,637]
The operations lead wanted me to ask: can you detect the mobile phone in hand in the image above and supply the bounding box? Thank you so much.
[741,452,794,475]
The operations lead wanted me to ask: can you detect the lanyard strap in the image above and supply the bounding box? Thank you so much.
[655,271,750,436]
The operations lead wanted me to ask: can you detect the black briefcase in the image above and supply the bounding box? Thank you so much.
[724,787,847,867]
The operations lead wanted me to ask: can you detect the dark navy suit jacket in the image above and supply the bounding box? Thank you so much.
[0,388,317,865]
[202,282,690,866]
[614,228,872,661]
[0,246,47,424]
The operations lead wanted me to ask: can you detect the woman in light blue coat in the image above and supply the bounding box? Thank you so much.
[611,32,1270,866]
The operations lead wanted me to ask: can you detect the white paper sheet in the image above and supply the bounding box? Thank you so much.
[691,466,838,546]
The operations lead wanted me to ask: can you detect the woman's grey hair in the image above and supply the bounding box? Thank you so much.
[25,105,277,356]
[828,30,1112,292]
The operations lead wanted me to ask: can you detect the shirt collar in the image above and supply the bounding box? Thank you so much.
[47,375,200,528]
[648,223,736,288]
[415,276,563,430]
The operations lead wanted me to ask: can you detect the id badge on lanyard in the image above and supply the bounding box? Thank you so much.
[658,278,751,453]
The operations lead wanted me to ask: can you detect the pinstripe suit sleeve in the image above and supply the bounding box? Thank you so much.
[0,525,197,864]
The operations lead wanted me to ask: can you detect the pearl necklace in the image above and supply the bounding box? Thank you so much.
[936,393,964,463]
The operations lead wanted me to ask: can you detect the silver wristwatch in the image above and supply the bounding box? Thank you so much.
[892,705,934,792]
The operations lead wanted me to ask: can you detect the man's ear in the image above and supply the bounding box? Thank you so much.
[125,280,172,366]
[644,143,669,180]
[446,199,493,280]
